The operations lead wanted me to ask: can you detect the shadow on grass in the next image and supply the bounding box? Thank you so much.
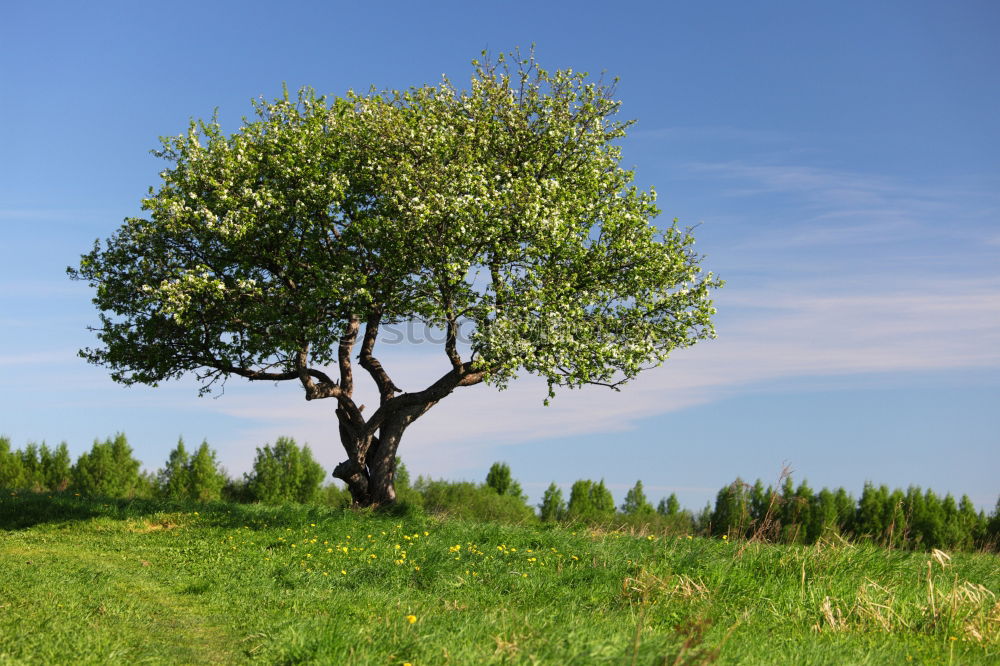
[0,490,428,531]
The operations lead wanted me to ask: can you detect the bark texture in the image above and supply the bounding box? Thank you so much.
[318,315,480,507]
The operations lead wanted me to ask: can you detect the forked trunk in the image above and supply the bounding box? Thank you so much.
[365,412,410,506]
[333,405,428,507]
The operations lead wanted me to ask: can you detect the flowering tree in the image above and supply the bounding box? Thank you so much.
[70,51,722,507]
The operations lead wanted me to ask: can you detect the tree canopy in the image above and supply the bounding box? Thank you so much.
[70,50,722,506]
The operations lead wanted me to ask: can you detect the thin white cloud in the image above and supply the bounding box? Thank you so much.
[0,351,78,367]
[194,272,1000,480]
[691,162,999,246]
[692,162,904,206]
[23,159,997,483]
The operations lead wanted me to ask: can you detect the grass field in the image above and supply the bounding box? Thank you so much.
[1,493,997,664]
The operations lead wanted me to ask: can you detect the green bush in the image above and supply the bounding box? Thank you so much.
[71,434,146,498]
[485,462,525,500]
[538,482,567,522]
[245,437,325,504]
[41,443,72,491]
[188,441,227,501]
[0,436,25,489]
[158,439,228,502]
[566,479,615,522]
[621,479,654,516]
[158,438,191,499]
[414,478,536,524]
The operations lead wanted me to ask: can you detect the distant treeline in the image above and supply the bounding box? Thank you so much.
[0,434,324,506]
[2,435,998,552]
[699,476,997,553]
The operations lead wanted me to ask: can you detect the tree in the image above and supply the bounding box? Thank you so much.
[41,443,72,491]
[245,437,325,504]
[919,489,946,549]
[621,480,654,516]
[987,496,1000,545]
[539,482,566,522]
[833,487,856,536]
[810,488,839,542]
[592,480,616,516]
[158,438,191,499]
[69,50,722,507]
[748,480,769,524]
[711,478,750,537]
[567,479,615,521]
[0,437,25,489]
[657,493,680,517]
[856,482,889,542]
[187,441,227,501]
[485,462,524,499]
[19,443,45,491]
[72,434,143,498]
[957,495,985,551]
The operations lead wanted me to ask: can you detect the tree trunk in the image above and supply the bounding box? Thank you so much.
[333,404,432,508]
[366,414,408,506]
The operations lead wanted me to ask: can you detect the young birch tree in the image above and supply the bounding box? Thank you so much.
[70,50,721,507]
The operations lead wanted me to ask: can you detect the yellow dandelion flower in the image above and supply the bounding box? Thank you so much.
[406,614,417,624]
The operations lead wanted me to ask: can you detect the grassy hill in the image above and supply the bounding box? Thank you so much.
[1,492,997,664]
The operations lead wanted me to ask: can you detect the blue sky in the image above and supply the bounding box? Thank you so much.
[2,1,998,510]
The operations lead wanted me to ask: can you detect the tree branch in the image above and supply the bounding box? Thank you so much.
[358,311,401,403]
[338,316,360,396]
[442,289,464,373]
[364,361,488,436]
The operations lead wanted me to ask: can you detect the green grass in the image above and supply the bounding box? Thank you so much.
[1,492,997,664]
